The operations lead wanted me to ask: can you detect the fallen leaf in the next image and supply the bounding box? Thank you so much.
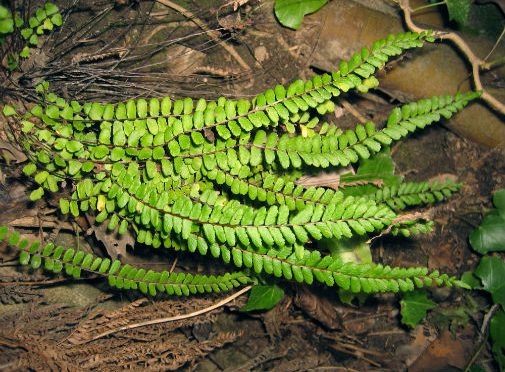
[409,330,467,371]
[86,215,135,261]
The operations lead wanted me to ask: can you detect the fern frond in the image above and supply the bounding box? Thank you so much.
[161,230,464,294]
[366,179,462,211]
[0,226,253,296]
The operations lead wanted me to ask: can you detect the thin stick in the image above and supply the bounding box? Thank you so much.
[79,285,252,344]
[398,0,505,116]
[463,303,500,372]
[412,0,446,13]
[156,0,251,71]
[484,25,505,62]
[341,99,368,124]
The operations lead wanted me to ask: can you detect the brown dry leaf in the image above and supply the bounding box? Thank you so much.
[294,287,342,330]
[167,44,206,75]
[0,299,242,371]
[395,325,437,368]
[428,243,457,271]
[67,294,224,345]
[261,295,292,340]
[0,284,42,304]
[0,140,27,164]
[409,330,467,372]
[86,215,135,261]
[226,346,289,372]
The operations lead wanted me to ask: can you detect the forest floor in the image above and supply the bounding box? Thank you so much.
[0,0,504,371]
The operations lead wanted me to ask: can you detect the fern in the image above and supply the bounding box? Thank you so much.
[0,2,62,68]
[0,226,252,296]
[364,179,462,211]
[1,31,478,297]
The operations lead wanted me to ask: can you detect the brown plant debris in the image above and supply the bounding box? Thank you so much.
[0,298,244,371]
[67,295,223,345]
[0,284,42,304]
[294,287,342,330]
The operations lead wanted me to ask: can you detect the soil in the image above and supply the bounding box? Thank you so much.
[1,0,504,371]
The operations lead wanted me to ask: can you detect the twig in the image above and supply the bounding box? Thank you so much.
[341,99,368,124]
[329,344,382,367]
[484,25,505,62]
[398,0,505,116]
[463,303,500,372]
[367,329,407,337]
[156,0,251,71]
[78,285,252,344]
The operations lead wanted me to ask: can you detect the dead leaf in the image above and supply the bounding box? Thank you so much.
[408,330,467,372]
[428,243,457,272]
[166,44,206,75]
[427,173,459,185]
[294,287,342,330]
[86,216,135,261]
[0,140,27,164]
[396,325,437,368]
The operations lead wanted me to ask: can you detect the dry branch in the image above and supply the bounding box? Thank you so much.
[398,0,505,116]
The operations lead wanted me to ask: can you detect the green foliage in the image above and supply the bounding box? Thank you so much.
[470,189,505,254]
[242,284,285,311]
[400,290,437,328]
[0,2,62,70]
[0,226,253,296]
[490,309,505,371]
[475,256,505,309]
[464,188,505,370]
[0,5,14,34]
[431,295,479,334]
[274,0,328,30]
[2,31,479,298]
[446,0,471,26]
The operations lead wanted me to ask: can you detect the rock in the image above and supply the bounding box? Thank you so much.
[308,0,505,148]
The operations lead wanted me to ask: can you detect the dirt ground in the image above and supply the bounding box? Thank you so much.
[1,0,504,371]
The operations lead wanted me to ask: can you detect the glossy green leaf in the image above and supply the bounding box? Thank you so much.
[475,256,505,308]
[490,309,505,371]
[400,290,436,328]
[446,0,471,26]
[274,0,328,30]
[470,189,505,254]
[241,284,285,311]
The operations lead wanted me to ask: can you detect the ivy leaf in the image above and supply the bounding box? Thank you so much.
[400,290,436,328]
[460,271,482,289]
[474,256,505,308]
[490,309,505,371]
[470,189,505,254]
[493,189,505,216]
[274,0,328,30]
[446,0,471,26]
[241,284,284,311]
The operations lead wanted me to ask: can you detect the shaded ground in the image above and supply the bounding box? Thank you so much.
[1,0,505,371]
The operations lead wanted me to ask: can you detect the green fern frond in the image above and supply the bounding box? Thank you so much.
[366,179,462,211]
[160,231,463,294]
[0,226,253,296]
